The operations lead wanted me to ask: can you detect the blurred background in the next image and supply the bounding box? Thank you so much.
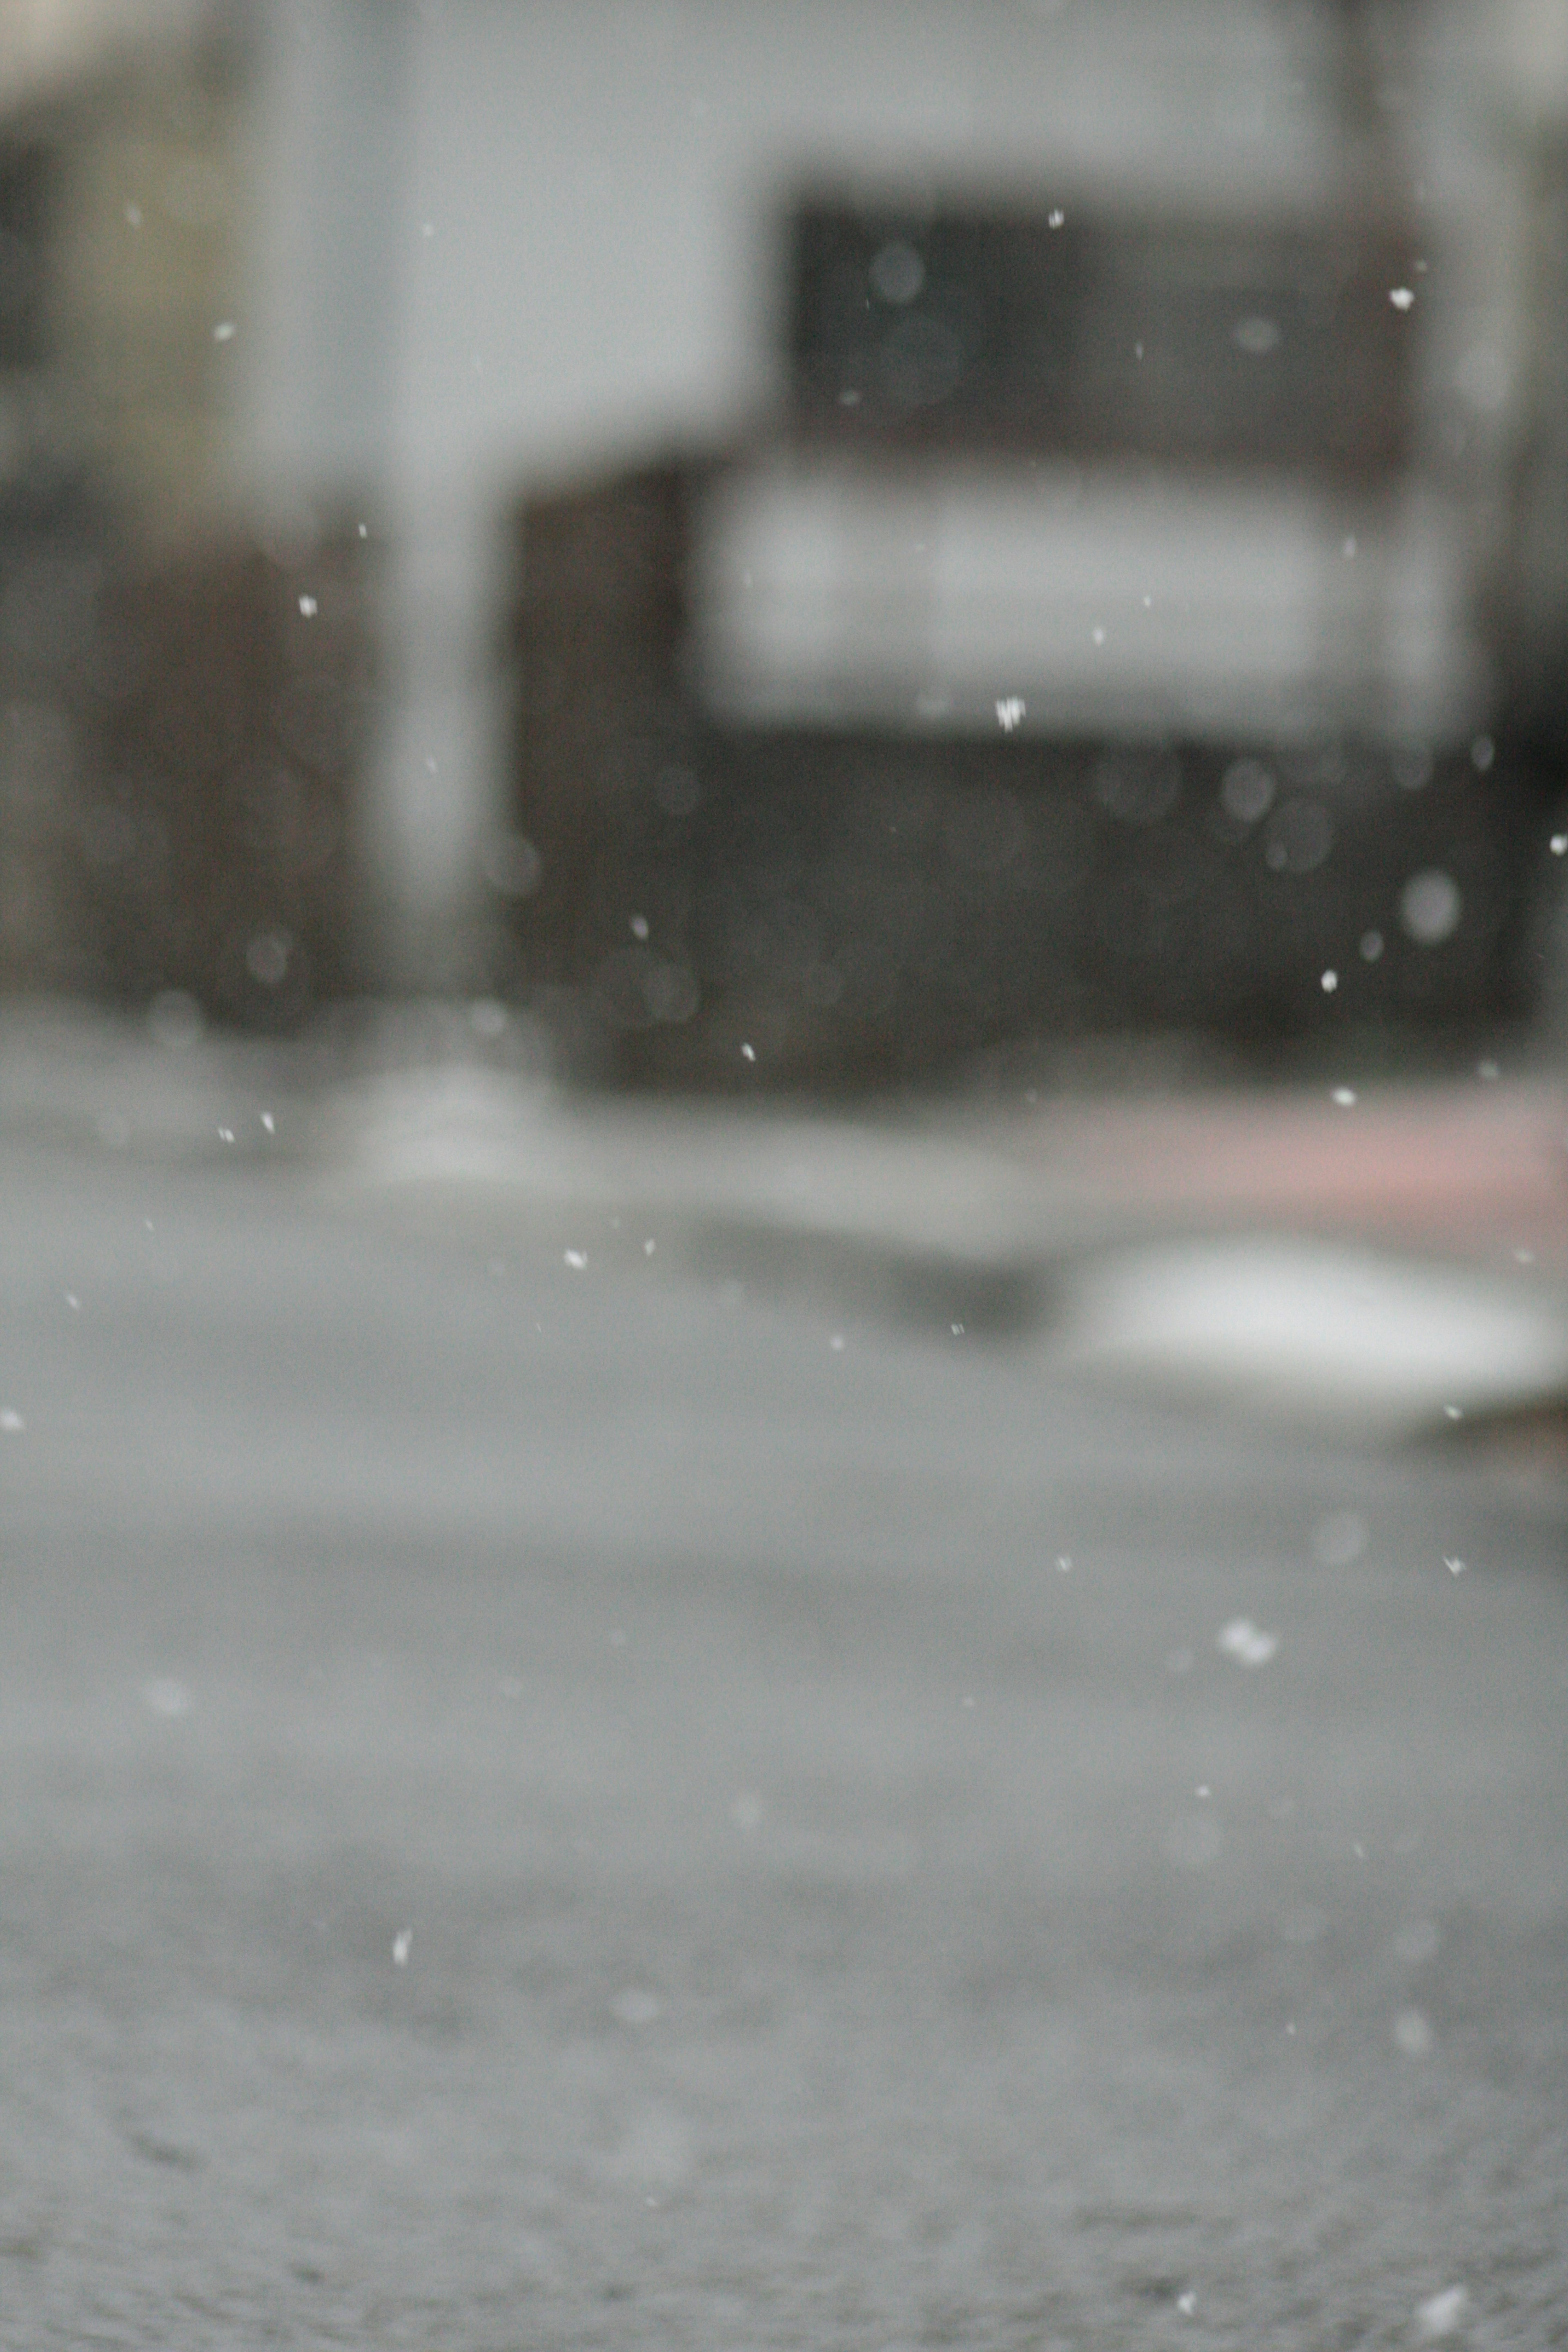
[15,9,1568,2342]
[2,0,1568,1081]
[7,13,1568,2347]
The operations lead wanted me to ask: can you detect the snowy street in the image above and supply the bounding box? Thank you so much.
[3,1105,1566,2349]
[7,2,1568,2342]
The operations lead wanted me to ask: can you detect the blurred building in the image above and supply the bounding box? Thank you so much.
[3,0,1568,1055]
[0,1,370,1020]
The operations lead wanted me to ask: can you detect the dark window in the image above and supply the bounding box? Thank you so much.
[789,198,1413,478]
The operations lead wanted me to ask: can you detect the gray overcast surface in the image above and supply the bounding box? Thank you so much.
[2,1135,1566,2349]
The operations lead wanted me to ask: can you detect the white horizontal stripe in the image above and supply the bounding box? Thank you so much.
[691,457,1488,744]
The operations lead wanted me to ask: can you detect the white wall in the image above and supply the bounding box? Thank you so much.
[388,0,1339,508]
[245,0,411,510]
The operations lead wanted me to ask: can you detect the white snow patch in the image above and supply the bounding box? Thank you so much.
[1058,1237,1568,1433]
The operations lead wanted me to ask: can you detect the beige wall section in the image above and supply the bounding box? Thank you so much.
[47,33,254,546]
[0,4,261,1000]
[0,3,253,546]
[0,0,212,114]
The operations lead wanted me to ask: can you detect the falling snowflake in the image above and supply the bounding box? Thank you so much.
[1389,287,1415,310]
[996,697,1026,731]
[392,1929,412,1967]
[1415,2286,1468,2340]
[564,1250,588,1270]
[1218,1617,1278,1667]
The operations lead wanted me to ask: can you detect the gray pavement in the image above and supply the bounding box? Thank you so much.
[2,1023,1568,2348]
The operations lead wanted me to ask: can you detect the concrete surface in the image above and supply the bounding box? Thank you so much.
[2,1004,1567,2348]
